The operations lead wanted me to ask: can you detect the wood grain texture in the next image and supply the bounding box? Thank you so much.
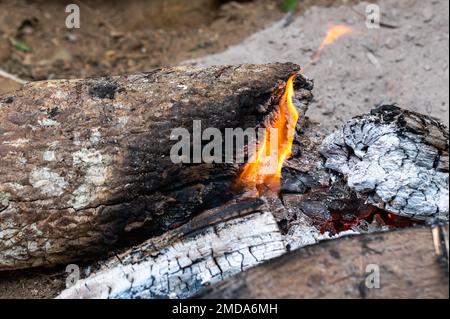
[57,198,286,299]
[198,224,449,299]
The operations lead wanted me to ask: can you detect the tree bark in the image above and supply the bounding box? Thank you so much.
[0,63,312,270]
[197,224,449,299]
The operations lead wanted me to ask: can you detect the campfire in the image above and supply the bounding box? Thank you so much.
[0,25,448,300]
[234,25,421,237]
[238,25,353,193]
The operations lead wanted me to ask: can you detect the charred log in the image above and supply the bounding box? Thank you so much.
[320,105,449,221]
[55,103,449,299]
[1,59,448,304]
[0,63,312,270]
[196,224,449,299]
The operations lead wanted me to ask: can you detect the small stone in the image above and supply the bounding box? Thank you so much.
[405,33,415,42]
[422,6,434,23]
[65,32,77,42]
[385,37,399,50]
[392,49,407,63]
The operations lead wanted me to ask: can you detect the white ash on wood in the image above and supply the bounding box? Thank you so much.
[57,198,286,299]
[196,224,449,299]
[320,105,449,221]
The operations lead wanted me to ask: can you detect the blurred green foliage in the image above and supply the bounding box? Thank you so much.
[281,0,299,12]
[9,37,32,53]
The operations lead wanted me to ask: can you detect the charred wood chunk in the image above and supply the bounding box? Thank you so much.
[0,63,311,270]
[195,225,449,299]
[320,105,449,221]
[56,198,286,299]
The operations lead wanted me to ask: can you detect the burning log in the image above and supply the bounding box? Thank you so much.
[196,224,449,299]
[0,63,313,270]
[57,198,287,299]
[1,59,448,301]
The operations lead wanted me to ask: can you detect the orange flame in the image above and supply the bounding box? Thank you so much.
[237,24,352,193]
[319,25,353,50]
[237,71,300,192]
[310,24,353,64]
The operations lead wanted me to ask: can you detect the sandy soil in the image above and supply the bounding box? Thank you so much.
[189,0,450,131]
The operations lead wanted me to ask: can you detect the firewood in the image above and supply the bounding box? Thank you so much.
[57,198,286,299]
[196,224,449,299]
[1,60,448,289]
[278,105,449,251]
[0,63,312,270]
[320,105,449,221]
[56,104,449,299]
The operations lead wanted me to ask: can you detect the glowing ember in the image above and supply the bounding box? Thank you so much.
[237,71,300,192]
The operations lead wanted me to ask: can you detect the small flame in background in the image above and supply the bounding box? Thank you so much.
[317,25,353,54]
[309,24,354,66]
[237,24,353,193]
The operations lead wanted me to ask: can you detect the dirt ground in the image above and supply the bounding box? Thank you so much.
[189,0,450,131]
[0,0,355,94]
[0,0,448,299]
[0,0,281,93]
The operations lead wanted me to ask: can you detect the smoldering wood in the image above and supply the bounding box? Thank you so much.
[0,63,313,270]
[56,104,449,299]
[196,224,450,299]
[57,198,287,299]
[320,105,449,221]
[278,105,448,251]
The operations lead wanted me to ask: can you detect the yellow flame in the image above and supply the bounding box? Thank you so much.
[310,24,353,64]
[319,25,353,50]
[237,71,299,192]
[237,24,353,193]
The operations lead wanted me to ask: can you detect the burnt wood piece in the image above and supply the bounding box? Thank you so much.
[0,63,313,270]
[57,198,286,299]
[277,104,448,251]
[320,105,449,221]
[197,224,450,299]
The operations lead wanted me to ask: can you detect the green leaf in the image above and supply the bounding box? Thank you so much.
[281,0,299,12]
[9,37,32,53]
